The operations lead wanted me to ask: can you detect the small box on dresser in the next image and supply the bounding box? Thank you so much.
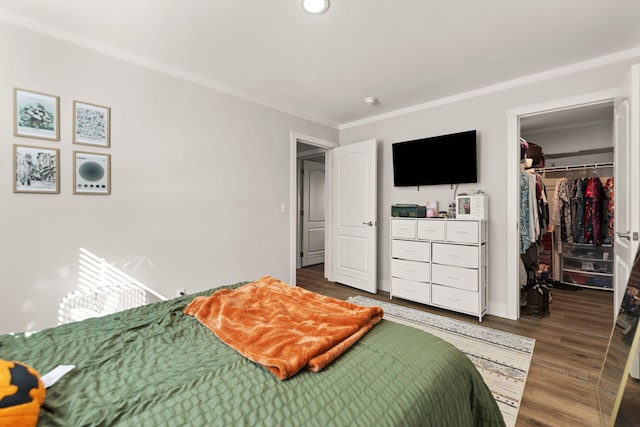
[390,217,488,321]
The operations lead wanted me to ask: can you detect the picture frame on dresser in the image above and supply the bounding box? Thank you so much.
[455,193,487,220]
[13,88,60,141]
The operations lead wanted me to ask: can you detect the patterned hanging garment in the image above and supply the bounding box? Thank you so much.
[520,171,532,254]
[603,177,614,244]
[556,178,573,243]
[571,178,586,244]
[585,177,605,246]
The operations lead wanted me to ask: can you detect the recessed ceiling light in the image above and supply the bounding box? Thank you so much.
[300,0,330,14]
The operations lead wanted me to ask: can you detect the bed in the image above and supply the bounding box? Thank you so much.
[0,279,505,426]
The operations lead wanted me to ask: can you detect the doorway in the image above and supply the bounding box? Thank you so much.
[518,102,616,319]
[506,89,617,320]
[289,134,379,294]
[298,148,326,268]
[289,132,338,286]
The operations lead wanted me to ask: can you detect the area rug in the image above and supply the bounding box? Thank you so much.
[347,296,535,427]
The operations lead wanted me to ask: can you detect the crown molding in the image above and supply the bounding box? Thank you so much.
[340,46,640,130]
[0,8,340,129]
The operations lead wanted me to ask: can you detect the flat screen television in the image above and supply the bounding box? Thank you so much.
[392,130,477,186]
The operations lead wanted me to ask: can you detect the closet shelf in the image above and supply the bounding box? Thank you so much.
[562,268,612,277]
[560,242,614,290]
[562,255,612,263]
[561,281,614,292]
[562,242,613,248]
[533,162,614,173]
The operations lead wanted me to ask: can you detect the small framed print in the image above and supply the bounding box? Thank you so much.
[455,193,487,220]
[73,100,111,147]
[14,144,60,194]
[14,88,60,141]
[73,151,111,195]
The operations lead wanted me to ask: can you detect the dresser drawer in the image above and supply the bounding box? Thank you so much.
[431,264,478,291]
[432,243,479,268]
[417,219,445,241]
[446,221,479,244]
[391,278,430,304]
[391,219,417,239]
[391,259,430,282]
[431,284,479,315]
[391,239,429,262]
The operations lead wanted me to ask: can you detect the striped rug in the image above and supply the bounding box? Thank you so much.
[347,296,535,427]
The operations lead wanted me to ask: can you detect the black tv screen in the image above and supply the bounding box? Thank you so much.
[392,130,477,186]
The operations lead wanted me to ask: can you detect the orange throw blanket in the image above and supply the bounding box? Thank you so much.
[184,276,383,380]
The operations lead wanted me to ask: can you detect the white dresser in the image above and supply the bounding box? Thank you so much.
[390,217,487,321]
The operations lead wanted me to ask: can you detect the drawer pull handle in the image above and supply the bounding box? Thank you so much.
[447,254,461,258]
[448,297,462,301]
[456,231,469,234]
[447,275,460,280]
[404,249,416,253]
[404,269,415,273]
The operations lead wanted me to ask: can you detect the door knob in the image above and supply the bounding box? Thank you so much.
[362,221,375,226]
[617,231,631,240]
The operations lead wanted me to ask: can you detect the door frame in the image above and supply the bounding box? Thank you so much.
[505,89,616,320]
[289,132,339,286]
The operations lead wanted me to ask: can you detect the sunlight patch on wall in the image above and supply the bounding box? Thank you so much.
[58,248,167,325]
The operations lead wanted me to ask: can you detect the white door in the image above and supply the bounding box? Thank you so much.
[613,64,640,312]
[301,159,325,267]
[332,139,377,293]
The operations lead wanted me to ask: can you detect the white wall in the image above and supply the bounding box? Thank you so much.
[340,57,640,317]
[523,122,613,167]
[0,23,337,334]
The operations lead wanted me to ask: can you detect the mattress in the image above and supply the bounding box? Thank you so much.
[0,284,505,426]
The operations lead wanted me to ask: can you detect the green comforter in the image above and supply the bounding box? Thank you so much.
[0,285,505,426]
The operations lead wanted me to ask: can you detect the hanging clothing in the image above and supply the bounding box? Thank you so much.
[550,174,613,246]
[528,172,539,241]
[554,178,574,243]
[585,177,605,246]
[520,170,533,254]
[537,175,550,234]
[604,177,615,244]
[571,178,588,243]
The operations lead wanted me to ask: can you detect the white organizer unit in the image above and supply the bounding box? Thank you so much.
[390,217,488,321]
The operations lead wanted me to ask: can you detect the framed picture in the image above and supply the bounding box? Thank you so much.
[74,151,111,195]
[14,88,60,140]
[73,100,111,147]
[13,144,60,194]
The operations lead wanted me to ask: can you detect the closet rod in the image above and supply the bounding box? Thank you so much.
[533,162,614,173]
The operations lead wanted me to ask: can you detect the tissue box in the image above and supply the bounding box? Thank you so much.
[425,201,438,217]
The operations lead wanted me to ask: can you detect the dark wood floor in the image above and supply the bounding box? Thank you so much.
[297,264,640,427]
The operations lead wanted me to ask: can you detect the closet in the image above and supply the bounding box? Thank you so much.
[519,102,615,312]
[538,163,614,290]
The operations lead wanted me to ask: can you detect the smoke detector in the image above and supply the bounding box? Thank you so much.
[363,97,378,106]
[300,0,330,14]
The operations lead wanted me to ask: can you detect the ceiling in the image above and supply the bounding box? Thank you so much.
[1,0,640,128]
